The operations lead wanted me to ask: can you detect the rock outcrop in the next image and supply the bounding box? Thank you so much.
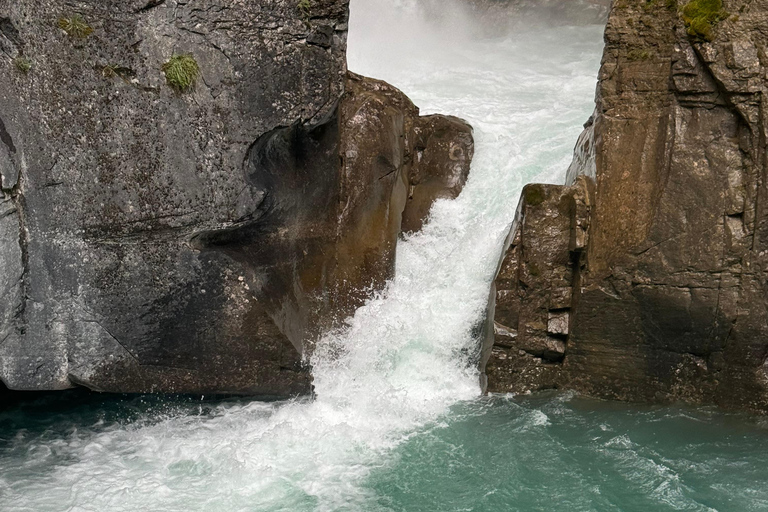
[486,0,768,413]
[0,0,472,395]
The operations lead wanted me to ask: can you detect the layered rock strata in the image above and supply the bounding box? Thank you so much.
[0,1,472,395]
[486,0,768,413]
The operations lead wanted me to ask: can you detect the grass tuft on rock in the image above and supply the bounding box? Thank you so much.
[162,54,199,92]
[298,0,311,17]
[14,57,32,73]
[681,0,729,41]
[57,14,93,39]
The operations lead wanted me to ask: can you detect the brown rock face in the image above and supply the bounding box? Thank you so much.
[486,178,592,393]
[486,0,768,413]
[286,72,474,344]
[402,115,473,234]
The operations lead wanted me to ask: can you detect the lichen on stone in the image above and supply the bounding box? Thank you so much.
[57,14,93,39]
[681,0,729,41]
[162,54,199,92]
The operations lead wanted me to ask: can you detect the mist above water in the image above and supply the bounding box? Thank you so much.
[0,2,606,510]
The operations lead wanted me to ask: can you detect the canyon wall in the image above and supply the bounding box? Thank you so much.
[0,0,472,395]
[486,0,768,413]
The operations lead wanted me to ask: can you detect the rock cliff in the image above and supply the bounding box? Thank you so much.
[0,0,472,395]
[486,0,768,413]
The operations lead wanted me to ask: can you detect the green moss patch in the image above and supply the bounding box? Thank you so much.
[58,14,93,39]
[681,0,729,41]
[162,54,199,92]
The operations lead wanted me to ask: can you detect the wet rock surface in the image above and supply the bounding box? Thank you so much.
[0,1,472,396]
[487,0,768,413]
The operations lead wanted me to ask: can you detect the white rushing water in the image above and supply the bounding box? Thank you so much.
[0,2,604,510]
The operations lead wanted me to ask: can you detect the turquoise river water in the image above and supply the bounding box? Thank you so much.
[1,1,767,511]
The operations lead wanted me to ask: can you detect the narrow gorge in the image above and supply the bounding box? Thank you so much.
[2,0,768,510]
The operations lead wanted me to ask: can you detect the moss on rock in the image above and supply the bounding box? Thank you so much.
[681,0,729,41]
[162,54,199,92]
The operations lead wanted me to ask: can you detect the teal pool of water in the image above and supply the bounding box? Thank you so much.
[1,391,766,511]
[366,393,768,512]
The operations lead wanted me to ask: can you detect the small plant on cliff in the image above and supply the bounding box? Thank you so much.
[57,14,93,39]
[162,54,199,92]
[680,0,729,42]
[298,0,311,18]
[14,56,32,74]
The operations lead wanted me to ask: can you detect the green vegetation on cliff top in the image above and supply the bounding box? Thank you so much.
[524,184,546,207]
[681,0,729,41]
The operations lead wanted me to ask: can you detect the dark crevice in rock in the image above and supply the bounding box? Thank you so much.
[0,17,22,55]
[136,0,166,13]
[0,116,16,158]
[10,184,28,333]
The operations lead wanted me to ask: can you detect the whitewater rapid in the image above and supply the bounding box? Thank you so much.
[0,2,605,510]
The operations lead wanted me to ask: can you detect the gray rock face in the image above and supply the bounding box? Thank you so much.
[0,0,351,395]
[486,0,768,413]
[0,1,473,395]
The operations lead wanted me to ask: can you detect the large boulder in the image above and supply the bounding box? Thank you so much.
[486,0,768,413]
[0,1,473,396]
